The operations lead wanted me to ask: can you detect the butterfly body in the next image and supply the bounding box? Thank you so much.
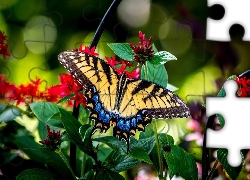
[58,50,190,153]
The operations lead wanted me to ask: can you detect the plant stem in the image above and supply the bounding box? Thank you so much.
[206,158,219,180]
[153,119,163,180]
[81,152,87,177]
[57,150,77,180]
[144,62,149,81]
[144,63,163,180]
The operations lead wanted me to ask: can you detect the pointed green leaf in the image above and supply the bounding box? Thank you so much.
[59,108,95,158]
[166,145,198,180]
[158,133,175,146]
[16,168,60,180]
[167,84,179,92]
[0,103,7,113]
[30,102,59,123]
[150,51,177,65]
[104,150,141,172]
[108,43,134,60]
[217,75,237,97]
[164,152,180,179]
[79,125,92,148]
[152,43,158,53]
[93,136,153,164]
[216,114,225,128]
[57,94,75,104]
[141,61,168,87]
[0,108,21,122]
[217,149,247,180]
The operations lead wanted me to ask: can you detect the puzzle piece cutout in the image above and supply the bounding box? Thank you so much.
[206,79,250,167]
[207,0,250,41]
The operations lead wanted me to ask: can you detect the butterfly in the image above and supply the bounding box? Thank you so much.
[58,50,190,153]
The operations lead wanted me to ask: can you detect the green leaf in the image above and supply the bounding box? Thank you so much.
[107,43,134,60]
[58,108,95,158]
[80,169,94,180]
[152,43,158,53]
[217,149,247,180]
[141,61,168,87]
[217,75,237,97]
[167,145,198,180]
[139,127,155,139]
[14,136,46,164]
[93,136,153,164]
[0,103,7,113]
[78,105,90,124]
[166,84,179,92]
[164,152,180,179]
[216,114,225,128]
[1,151,19,166]
[16,168,60,180]
[57,94,75,104]
[94,168,124,180]
[0,108,21,122]
[150,51,177,65]
[158,133,175,146]
[104,150,141,172]
[30,102,59,123]
[79,124,92,148]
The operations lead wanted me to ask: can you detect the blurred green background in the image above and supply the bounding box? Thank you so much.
[1,0,250,179]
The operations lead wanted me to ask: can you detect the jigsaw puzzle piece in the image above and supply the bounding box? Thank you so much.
[207,0,250,41]
[206,80,250,167]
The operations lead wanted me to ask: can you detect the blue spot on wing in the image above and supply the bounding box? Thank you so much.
[131,117,137,127]
[99,109,105,120]
[95,103,101,112]
[124,121,130,131]
[92,95,98,104]
[104,113,110,123]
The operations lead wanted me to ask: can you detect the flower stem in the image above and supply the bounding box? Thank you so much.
[206,158,219,180]
[144,62,149,81]
[81,152,87,177]
[57,150,77,180]
[153,120,163,180]
[144,62,163,180]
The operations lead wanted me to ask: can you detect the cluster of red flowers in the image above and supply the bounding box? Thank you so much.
[235,76,250,97]
[0,73,79,106]
[105,55,140,79]
[39,125,62,150]
[0,31,10,59]
[130,31,155,64]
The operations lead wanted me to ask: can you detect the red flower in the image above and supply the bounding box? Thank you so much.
[70,91,87,108]
[45,85,62,102]
[115,64,126,75]
[131,68,140,79]
[235,76,250,97]
[130,31,154,64]
[105,55,120,67]
[0,42,10,60]
[122,60,134,68]
[125,68,140,79]
[78,45,99,56]
[0,31,7,42]
[39,125,62,150]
